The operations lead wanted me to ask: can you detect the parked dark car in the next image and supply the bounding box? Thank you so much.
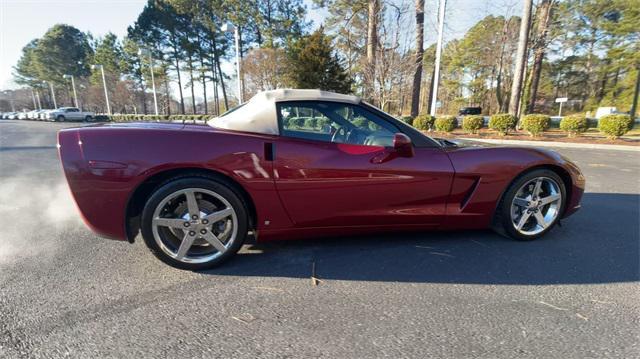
[459,107,482,115]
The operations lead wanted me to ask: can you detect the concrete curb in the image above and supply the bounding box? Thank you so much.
[458,138,640,152]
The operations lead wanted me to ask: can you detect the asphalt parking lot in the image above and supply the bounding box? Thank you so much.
[0,120,638,358]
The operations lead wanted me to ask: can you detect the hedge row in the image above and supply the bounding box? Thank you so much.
[110,114,211,122]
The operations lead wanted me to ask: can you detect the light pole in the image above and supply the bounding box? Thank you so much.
[138,48,159,115]
[222,22,243,104]
[429,0,446,117]
[34,88,41,109]
[92,64,111,115]
[30,88,37,110]
[63,74,79,109]
[43,81,57,109]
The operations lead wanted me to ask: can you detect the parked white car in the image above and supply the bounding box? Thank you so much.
[38,110,52,121]
[594,107,621,119]
[47,107,95,122]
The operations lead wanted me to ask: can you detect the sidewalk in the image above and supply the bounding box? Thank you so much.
[459,137,640,152]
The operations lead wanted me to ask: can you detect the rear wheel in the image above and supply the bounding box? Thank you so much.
[495,169,565,241]
[140,177,248,270]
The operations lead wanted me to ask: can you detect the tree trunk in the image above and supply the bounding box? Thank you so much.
[364,0,379,102]
[211,37,229,111]
[210,56,220,116]
[164,68,171,116]
[631,65,640,120]
[140,79,148,115]
[496,17,511,112]
[213,67,219,115]
[596,59,611,104]
[197,34,208,115]
[238,29,245,102]
[410,0,425,117]
[508,0,533,116]
[172,44,186,114]
[188,54,197,114]
[526,0,554,114]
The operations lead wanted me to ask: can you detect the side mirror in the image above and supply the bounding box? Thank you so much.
[393,133,414,157]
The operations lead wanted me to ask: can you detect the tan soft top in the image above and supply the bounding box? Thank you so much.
[210,89,361,135]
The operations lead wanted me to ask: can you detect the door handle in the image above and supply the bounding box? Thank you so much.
[371,150,399,164]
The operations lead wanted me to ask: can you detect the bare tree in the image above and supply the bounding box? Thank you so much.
[364,0,380,102]
[375,1,412,114]
[242,48,287,97]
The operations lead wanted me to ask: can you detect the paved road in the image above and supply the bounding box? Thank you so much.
[1,120,638,358]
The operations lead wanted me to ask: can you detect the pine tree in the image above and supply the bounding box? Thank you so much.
[286,28,352,93]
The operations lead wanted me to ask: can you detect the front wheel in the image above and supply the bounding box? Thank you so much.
[56,115,65,122]
[495,169,566,241]
[84,116,93,122]
[140,177,248,270]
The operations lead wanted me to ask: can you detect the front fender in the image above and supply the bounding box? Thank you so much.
[441,145,584,229]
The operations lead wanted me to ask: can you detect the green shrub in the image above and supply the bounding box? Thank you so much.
[520,114,550,137]
[400,116,414,126]
[559,114,588,137]
[489,113,518,135]
[317,118,330,131]
[413,114,435,131]
[598,114,633,139]
[434,116,457,132]
[352,117,368,129]
[290,117,304,128]
[462,115,484,134]
[304,117,318,129]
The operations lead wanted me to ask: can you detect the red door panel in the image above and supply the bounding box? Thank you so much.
[273,137,454,228]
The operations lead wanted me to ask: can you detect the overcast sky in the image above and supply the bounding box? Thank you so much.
[0,0,520,90]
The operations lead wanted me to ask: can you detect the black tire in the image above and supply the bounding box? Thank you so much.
[84,116,92,122]
[56,115,65,122]
[140,177,249,270]
[494,169,566,241]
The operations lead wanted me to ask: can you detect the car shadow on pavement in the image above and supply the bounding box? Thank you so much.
[204,193,639,285]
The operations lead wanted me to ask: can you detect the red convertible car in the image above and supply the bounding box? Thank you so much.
[58,89,584,270]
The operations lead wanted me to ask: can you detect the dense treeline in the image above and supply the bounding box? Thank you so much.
[8,0,639,118]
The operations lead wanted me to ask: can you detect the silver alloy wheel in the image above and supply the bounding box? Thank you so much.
[151,188,238,264]
[510,176,562,236]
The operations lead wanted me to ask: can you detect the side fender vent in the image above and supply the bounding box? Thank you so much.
[460,177,481,211]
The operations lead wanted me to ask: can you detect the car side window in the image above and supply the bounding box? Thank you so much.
[278,102,398,147]
[279,103,335,142]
